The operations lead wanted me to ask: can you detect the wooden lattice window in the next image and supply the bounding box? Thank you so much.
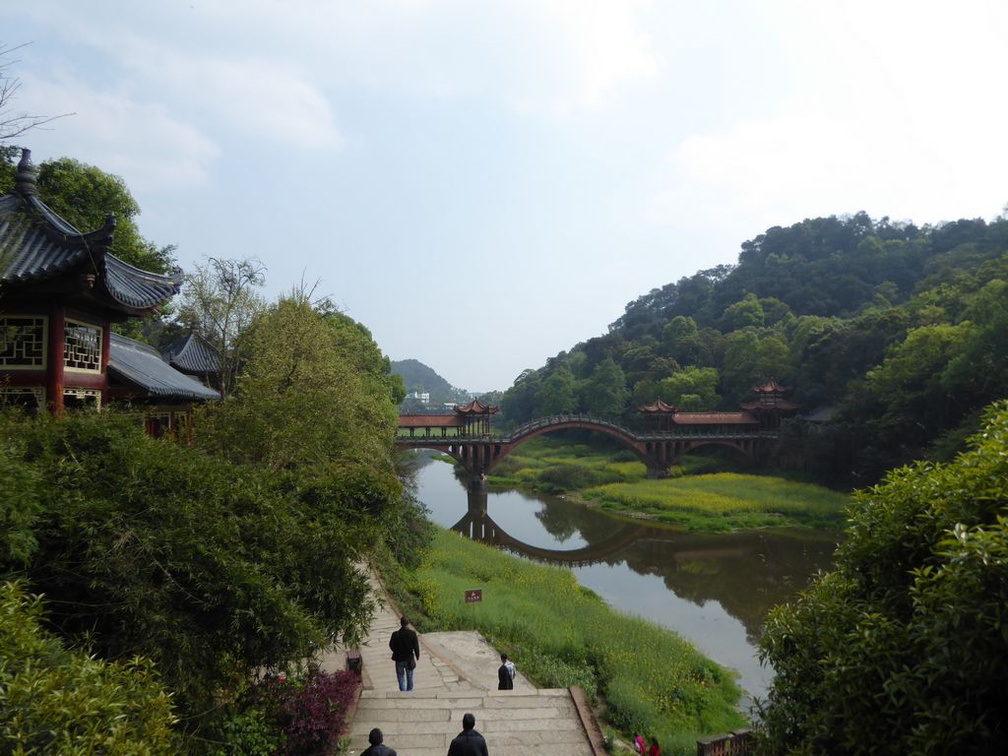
[0,386,46,409]
[64,320,102,372]
[63,387,101,410]
[0,315,47,368]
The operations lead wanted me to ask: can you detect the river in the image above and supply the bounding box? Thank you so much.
[410,455,840,707]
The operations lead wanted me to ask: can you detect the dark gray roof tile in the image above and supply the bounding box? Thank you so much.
[162,332,221,375]
[109,333,220,401]
[0,149,182,314]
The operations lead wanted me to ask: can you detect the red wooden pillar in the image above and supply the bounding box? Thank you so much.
[100,322,111,409]
[48,305,66,416]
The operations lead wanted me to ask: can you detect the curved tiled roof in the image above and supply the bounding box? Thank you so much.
[454,398,499,415]
[109,333,220,401]
[162,332,221,375]
[0,149,182,314]
[638,399,678,413]
[103,253,183,310]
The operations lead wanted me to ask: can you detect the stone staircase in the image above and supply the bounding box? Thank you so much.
[318,569,605,756]
[348,688,600,756]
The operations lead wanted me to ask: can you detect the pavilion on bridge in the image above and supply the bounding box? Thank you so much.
[397,398,499,437]
[639,380,800,433]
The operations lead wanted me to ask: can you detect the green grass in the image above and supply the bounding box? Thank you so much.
[489,437,850,532]
[580,472,850,531]
[384,528,748,755]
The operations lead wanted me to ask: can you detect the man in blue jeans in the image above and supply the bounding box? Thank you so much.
[388,616,420,691]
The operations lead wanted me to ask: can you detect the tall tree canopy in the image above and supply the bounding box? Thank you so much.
[175,256,268,397]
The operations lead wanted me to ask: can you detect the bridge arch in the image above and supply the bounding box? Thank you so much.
[396,413,770,486]
[501,416,655,470]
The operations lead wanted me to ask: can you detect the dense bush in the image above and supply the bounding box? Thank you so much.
[756,400,1008,754]
[0,409,377,744]
[0,581,179,754]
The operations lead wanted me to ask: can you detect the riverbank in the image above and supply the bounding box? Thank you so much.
[486,438,851,531]
[379,528,750,756]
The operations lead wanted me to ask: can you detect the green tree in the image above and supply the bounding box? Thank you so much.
[198,292,401,476]
[863,323,968,455]
[579,357,628,418]
[0,581,179,755]
[757,400,1008,755]
[501,368,542,426]
[720,330,790,404]
[661,315,703,365]
[655,366,720,410]
[942,278,1008,404]
[175,257,268,397]
[0,410,362,734]
[720,293,765,331]
[539,366,578,415]
[0,419,41,564]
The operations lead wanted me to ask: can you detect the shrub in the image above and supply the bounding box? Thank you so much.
[276,669,361,756]
[217,669,362,756]
[0,581,179,755]
[756,400,1008,755]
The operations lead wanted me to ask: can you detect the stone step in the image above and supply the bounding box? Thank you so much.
[347,689,598,756]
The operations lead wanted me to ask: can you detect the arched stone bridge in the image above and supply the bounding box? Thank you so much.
[396,413,777,483]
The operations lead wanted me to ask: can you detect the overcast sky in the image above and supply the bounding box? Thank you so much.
[4,1,1007,392]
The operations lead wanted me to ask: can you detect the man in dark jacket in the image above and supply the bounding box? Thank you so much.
[447,713,488,756]
[361,728,396,756]
[497,653,515,690]
[388,616,420,691]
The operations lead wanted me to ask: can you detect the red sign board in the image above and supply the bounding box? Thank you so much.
[464,589,483,604]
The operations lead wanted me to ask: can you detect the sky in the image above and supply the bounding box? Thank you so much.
[3,1,1007,393]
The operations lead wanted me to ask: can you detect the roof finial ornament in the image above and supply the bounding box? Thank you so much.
[15,148,38,196]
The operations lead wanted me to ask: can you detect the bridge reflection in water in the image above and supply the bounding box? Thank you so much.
[451,488,650,567]
[450,487,796,585]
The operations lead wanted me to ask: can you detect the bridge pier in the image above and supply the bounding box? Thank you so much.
[646,464,670,479]
[468,472,487,493]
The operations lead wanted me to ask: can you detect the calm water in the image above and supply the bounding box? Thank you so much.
[410,455,840,704]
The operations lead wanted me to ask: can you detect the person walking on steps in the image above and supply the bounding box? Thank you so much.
[447,712,488,756]
[388,616,420,692]
[497,653,516,690]
[361,728,396,756]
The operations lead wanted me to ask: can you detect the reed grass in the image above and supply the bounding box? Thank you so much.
[392,528,748,755]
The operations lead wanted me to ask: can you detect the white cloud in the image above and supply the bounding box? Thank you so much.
[125,45,345,152]
[18,71,219,192]
[186,0,661,116]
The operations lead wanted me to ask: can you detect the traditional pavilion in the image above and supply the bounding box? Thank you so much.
[739,379,801,430]
[397,398,499,437]
[0,148,219,426]
[639,379,800,433]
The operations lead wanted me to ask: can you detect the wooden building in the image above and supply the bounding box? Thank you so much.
[0,148,219,422]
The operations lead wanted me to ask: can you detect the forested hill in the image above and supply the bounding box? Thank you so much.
[392,358,475,411]
[499,211,1008,486]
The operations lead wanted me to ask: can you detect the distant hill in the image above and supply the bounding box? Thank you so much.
[392,359,474,411]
